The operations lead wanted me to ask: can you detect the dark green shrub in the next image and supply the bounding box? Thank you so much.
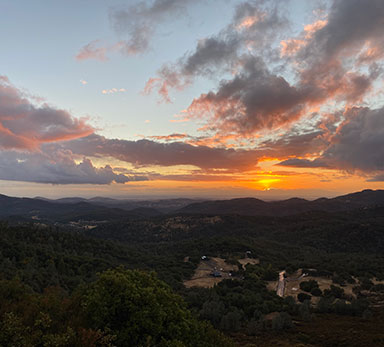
[300,280,319,292]
[310,287,322,296]
[297,293,311,302]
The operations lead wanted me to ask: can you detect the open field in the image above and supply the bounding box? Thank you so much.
[184,257,259,288]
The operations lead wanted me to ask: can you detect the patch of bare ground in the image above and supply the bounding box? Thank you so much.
[238,258,259,269]
[183,257,237,288]
[268,269,357,302]
[372,278,384,285]
[184,257,260,288]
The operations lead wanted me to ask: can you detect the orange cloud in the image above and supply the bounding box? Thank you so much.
[280,38,306,56]
[169,118,190,123]
[0,76,94,150]
[280,19,327,57]
[148,133,188,141]
[303,19,327,36]
[236,14,265,30]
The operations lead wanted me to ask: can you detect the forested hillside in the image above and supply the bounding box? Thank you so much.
[1,197,384,345]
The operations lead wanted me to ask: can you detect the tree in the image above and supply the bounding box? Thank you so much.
[220,310,242,332]
[271,312,293,330]
[297,293,311,303]
[324,285,344,299]
[0,312,28,347]
[200,300,225,327]
[81,267,232,347]
[300,280,319,293]
[298,301,311,321]
[310,287,322,297]
[317,297,332,313]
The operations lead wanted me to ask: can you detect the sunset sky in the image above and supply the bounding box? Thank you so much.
[0,0,383,199]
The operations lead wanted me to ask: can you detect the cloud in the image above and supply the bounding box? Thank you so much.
[278,106,384,176]
[62,134,261,171]
[298,0,384,66]
[146,0,289,101]
[321,107,384,172]
[367,174,384,182]
[280,19,327,57]
[77,0,201,61]
[146,0,383,140]
[278,158,328,168]
[186,60,377,136]
[185,56,309,134]
[101,88,127,95]
[0,148,147,184]
[0,77,150,185]
[0,76,94,150]
[290,0,384,106]
[258,128,326,159]
[147,133,188,141]
[169,117,189,123]
[75,40,110,61]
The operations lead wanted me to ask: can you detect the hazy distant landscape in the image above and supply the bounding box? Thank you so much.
[2,189,384,223]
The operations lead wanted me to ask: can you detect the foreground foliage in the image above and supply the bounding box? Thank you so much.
[1,205,384,345]
[0,268,232,347]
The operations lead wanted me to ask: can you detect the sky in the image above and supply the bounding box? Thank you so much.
[0,0,383,199]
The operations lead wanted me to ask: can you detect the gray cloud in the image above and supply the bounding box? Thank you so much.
[186,56,310,133]
[259,129,326,159]
[367,174,384,182]
[61,134,260,171]
[278,158,328,168]
[293,0,384,107]
[147,0,289,99]
[321,107,384,172]
[0,149,147,185]
[300,0,384,66]
[77,0,200,60]
[278,106,384,176]
[112,0,198,54]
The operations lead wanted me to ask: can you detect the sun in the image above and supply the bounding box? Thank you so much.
[257,178,281,191]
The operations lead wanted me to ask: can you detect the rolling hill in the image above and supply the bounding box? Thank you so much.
[178,189,384,216]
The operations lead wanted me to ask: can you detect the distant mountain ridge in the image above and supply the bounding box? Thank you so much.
[0,189,383,221]
[33,196,201,213]
[178,189,384,216]
[0,194,161,222]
